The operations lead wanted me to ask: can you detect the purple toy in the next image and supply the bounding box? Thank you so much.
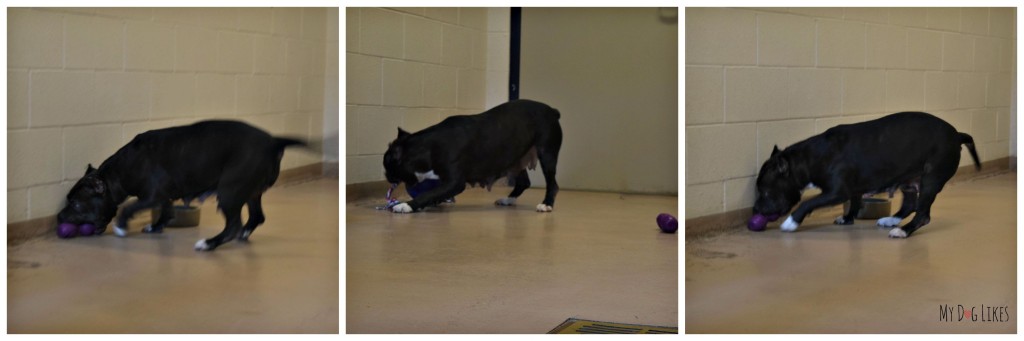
[375,183,401,210]
[747,213,781,232]
[656,213,678,233]
[78,223,97,236]
[57,223,78,239]
[748,215,768,231]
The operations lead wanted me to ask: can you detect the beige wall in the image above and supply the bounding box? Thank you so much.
[520,8,679,194]
[685,7,1016,219]
[7,7,337,223]
[485,8,511,109]
[346,7,490,184]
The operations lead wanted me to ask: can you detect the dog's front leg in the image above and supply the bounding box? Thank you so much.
[780,189,850,232]
[113,197,164,237]
[392,178,466,213]
[142,200,174,234]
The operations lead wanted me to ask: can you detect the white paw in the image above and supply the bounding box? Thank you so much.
[888,228,908,238]
[780,216,799,232]
[240,230,251,239]
[194,239,210,251]
[877,216,902,227]
[495,197,517,206]
[535,204,553,212]
[392,203,413,213]
[114,225,127,237]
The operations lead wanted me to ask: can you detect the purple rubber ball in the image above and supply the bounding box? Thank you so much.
[78,224,97,236]
[748,214,769,231]
[57,223,78,239]
[656,213,678,233]
[765,213,781,222]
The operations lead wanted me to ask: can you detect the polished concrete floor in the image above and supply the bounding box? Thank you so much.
[686,172,1016,333]
[347,188,678,333]
[7,179,339,333]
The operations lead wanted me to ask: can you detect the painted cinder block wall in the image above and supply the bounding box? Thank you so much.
[346,7,492,184]
[7,7,337,224]
[685,7,1016,219]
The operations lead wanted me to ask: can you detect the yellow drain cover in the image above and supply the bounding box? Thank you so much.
[548,318,678,334]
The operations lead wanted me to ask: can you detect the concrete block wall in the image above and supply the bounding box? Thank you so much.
[7,7,336,224]
[346,8,490,184]
[685,7,1016,219]
[484,8,511,109]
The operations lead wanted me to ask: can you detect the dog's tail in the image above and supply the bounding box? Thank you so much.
[274,137,307,151]
[959,132,981,171]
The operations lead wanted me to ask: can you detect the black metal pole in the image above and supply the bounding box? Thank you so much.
[509,7,521,101]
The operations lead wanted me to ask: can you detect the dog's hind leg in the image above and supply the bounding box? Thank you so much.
[535,136,561,212]
[195,173,256,250]
[878,187,918,227]
[890,171,953,238]
[195,199,244,251]
[495,170,530,206]
[239,194,266,241]
[142,200,174,234]
[532,122,565,210]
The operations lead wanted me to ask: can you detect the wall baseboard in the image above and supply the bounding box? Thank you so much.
[685,156,1014,240]
[7,162,332,246]
[348,180,392,202]
[276,162,327,185]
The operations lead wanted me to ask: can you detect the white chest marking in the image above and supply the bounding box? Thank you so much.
[414,170,440,182]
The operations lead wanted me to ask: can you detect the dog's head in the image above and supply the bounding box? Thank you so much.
[383,128,432,186]
[753,146,804,217]
[56,165,118,228]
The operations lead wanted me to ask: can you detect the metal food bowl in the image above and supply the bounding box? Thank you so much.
[152,205,201,227]
[844,198,891,219]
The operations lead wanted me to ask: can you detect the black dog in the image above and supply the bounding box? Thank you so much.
[383,99,562,213]
[753,112,980,238]
[56,121,305,251]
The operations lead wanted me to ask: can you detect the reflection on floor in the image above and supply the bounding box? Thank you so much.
[7,179,340,334]
[686,172,1016,333]
[347,187,678,333]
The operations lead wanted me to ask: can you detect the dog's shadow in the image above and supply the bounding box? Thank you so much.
[54,226,292,258]
[358,201,539,213]
[767,220,942,238]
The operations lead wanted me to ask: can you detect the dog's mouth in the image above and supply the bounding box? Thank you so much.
[57,211,112,229]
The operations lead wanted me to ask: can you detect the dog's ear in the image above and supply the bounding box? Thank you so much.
[771,145,781,157]
[775,156,789,174]
[384,141,402,163]
[397,128,410,139]
[75,175,105,194]
[85,164,96,176]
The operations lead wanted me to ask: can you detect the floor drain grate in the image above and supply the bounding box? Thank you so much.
[548,318,678,334]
